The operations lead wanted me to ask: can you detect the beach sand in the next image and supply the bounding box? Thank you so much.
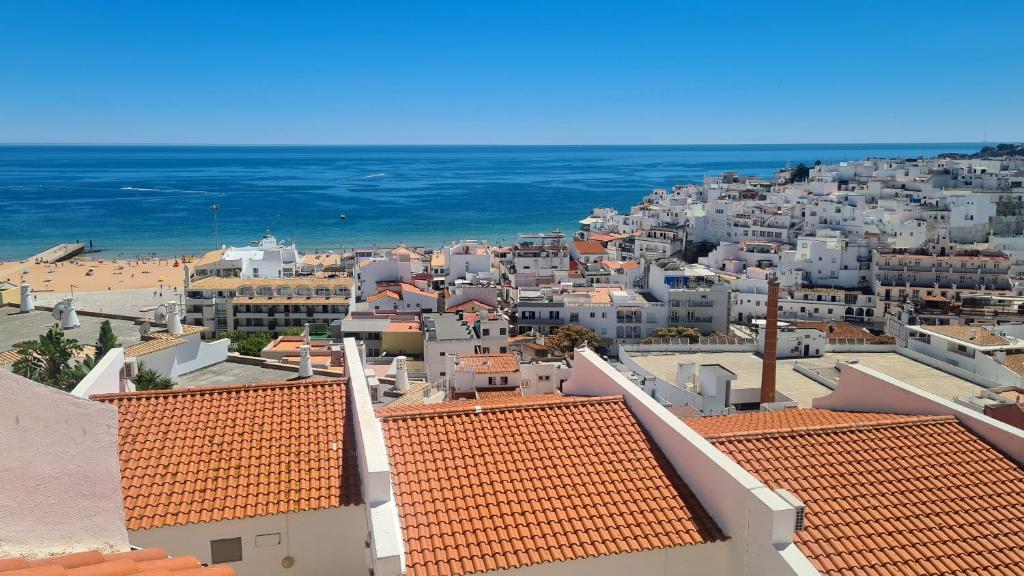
[0,256,188,295]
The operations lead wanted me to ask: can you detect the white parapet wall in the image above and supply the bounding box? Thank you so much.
[815,363,1024,464]
[343,338,404,575]
[0,369,129,557]
[72,347,130,398]
[563,348,819,576]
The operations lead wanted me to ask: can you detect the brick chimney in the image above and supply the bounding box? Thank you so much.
[760,277,780,404]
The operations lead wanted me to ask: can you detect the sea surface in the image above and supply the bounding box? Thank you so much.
[0,144,980,260]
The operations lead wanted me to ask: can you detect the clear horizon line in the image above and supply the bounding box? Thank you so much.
[0,140,1003,147]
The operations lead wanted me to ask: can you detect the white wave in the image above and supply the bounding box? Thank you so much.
[362,173,386,179]
[120,186,160,191]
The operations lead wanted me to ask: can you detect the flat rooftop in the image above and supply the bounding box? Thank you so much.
[174,361,315,388]
[629,351,985,407]
[0,307,142,352]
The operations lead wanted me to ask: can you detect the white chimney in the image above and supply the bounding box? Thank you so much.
[166,302,183,335]
[395,356,409,392]
[357,340,367,367]
[969,328,978,341]
[183,263,192,288]
[52,296,80,329]
[19,283,34,313]
[995,350,1007,364]
[298,344,314,378]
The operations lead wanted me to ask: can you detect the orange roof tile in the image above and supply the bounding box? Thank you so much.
[0,549,231,575]
[445,299,495,313]
[92,379,360,530]
[379,395,725,576]
[923,324,1011,346]
[790,321,894,344]
[367,290,400,303]
[475,387,522,399]
[573,240,607,256]
[688,408,1024,575]
[454,353,519,374]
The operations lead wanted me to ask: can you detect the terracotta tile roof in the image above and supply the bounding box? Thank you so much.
[601,259,641,271]
[999,353,1024,377]
[379,395,725,576]
[0,345,98,367]
[454,353,519,374]
[573,240,607,256]
[445,299,495,313]
[192,249,226,268]
[232,295,346,305]
[666,405,703,420]
[123,337,188,357]
[475,386,522,399]
[0,548,232,575]
[367,290,401,303]
[688,408,1024,576]
[790,321,895,344]
[923,324,1011,346]
[92,379,360,530]
[189,276,352,291]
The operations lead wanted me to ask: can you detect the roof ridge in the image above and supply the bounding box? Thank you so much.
[701,413,957,441]
[91,377,346,400]
[378,394,623,420]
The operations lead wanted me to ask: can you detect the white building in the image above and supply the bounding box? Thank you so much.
[193,234,300,279]
[444,240,493,285]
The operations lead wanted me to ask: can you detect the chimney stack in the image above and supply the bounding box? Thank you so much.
[298,344,313,379]
[760,277,780,404]
[395,356,409,392]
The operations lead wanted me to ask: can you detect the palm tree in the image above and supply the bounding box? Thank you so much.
[12,324,84,391]
[133,362,174,391]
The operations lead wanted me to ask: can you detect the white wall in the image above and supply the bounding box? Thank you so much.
[72,347,129,397]
[130,506,368,576]
[563,350,818,576]
[1,369,129,558]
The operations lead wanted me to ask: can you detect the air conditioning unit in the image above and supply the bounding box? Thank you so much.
[774,488,806,531]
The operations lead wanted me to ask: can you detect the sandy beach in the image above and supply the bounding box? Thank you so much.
[0,255,188,295]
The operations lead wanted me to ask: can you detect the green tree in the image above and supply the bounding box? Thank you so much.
[11,324,84,391]
[653,327,702,342]
[281,327,305,336]
[228,331,274,357]
[546,324,600,356]
[94,320,120,360]
[788,163,811,183]
[133,362,174,391]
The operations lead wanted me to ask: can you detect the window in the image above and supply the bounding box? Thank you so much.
[439,351,446,357]
[499,328,507,335]
[211,538,243,564]
[482,328,490,336]
[500,376,509,385]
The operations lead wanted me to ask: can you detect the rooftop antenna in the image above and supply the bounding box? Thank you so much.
[209,204,220,248]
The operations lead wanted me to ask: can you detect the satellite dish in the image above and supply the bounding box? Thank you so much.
[154,304,167,323]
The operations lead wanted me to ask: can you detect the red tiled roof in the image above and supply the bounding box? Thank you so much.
[454,353,519,374]
[923,325,1010,346]
[93,380,361,530]
[688,408,1024,575]
[379,395,725,576]
[573,240,607,256]
[790,321,894,343]
[368,290,401,303]
[445,299,495,313]
[0,549,232,575]
[475,387,522,399]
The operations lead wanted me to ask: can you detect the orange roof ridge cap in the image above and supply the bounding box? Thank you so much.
[90,377,347,400]
[701,413,957,441]
[378,394,623,420]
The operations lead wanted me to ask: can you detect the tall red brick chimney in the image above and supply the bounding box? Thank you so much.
[760,277,780,404]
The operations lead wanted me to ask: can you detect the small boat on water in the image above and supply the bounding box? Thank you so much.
[339,213,347,220]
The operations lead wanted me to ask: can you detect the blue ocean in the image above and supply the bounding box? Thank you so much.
[0,144,980,260]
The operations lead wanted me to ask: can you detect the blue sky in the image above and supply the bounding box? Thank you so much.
[2,1,1021,145]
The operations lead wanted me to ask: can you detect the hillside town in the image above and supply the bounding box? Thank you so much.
[3,151,1024,576]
